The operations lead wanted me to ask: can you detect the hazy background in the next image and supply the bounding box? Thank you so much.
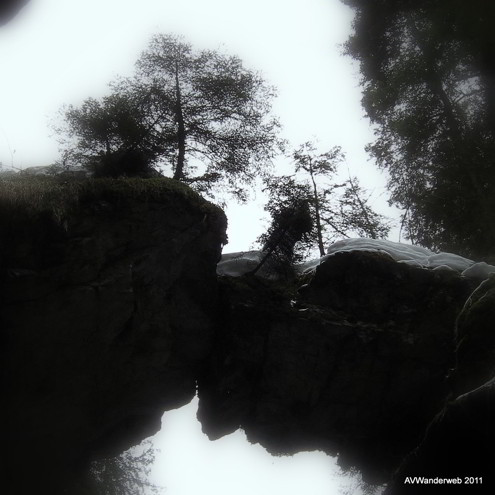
[0,0,400,251]
[0,0,392,493]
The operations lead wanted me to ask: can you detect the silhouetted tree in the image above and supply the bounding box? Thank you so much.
[58,91,171,178]
[343,0,495,257]
[254,184,313,278]
[57,34,280,199]
[293,143,345,256]
[290,142,390,256]
[258,146,390,266]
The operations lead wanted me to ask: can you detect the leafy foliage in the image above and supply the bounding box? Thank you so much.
[89,440,160,495]
[293,142,390,255]
[343,0,495,258]
[337,466,384,495]
[58,91,171,178]
[254,178,314,278]
[259,143,390,260]
[57,34,281,201]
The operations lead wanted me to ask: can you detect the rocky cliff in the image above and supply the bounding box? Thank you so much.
[1,177,226,493]
[199,251,475,484]
[2,177,494,493]
[385,275,495,494]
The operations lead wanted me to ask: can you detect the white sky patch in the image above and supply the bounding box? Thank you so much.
[0,0,400,251]
[149,397,368,495]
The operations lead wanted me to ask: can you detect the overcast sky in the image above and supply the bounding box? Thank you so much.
[1,2,386,493]
[0,0,400,251]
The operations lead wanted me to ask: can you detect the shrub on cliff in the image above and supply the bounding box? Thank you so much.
[260,145,391,261]
[253,194,313,279]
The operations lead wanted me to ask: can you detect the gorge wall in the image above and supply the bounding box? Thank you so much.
[1,178,494,493]
[199,251,474,483]
[1,178,226,493]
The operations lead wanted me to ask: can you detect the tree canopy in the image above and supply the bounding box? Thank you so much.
[59,91,169,178]
[57,34,281,201]
[254,187,313,278]
[343,0,495,258]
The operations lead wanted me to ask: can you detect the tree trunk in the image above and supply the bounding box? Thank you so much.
[411,20,494,255]
[346,175,378,239]
[411,21,489,207]
[479,46,495,139]
[251,224,291,277]
[173,61,186,181]
[309,161,326,256]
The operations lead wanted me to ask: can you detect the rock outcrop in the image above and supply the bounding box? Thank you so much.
[198,251,474,484]
[3,177,493,493]
[455,275,495,395]
[385,378,495,494]
[1,177,226,493]
[385,275,495,494]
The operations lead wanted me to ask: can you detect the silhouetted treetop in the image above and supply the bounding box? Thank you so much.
[57,34,281,201]
[265,143,390,258]
[255,181,314,278]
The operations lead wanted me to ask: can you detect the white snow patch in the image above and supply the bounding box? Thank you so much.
[216,251,263,277]
[326,238,435,264]
[432,264,457,273]
[217,238,495,282]
[296,255,331,275]
[397,259,425,268]
[426,253,473,272]
[322,238,495,280]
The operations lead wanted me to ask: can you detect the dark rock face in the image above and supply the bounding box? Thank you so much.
[455,276,495,395]
[1,179,226,493]
[198,252,474,483]
[3,179,491,494]
[385,379,495,494]
[385,275,495,494]
[299,251,470,327]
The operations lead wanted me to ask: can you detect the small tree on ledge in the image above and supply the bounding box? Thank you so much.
[259,143,391,260]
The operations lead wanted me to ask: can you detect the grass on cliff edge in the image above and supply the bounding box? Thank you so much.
[0,175,225,227]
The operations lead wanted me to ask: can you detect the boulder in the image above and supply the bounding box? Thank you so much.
[198,251,474,483]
